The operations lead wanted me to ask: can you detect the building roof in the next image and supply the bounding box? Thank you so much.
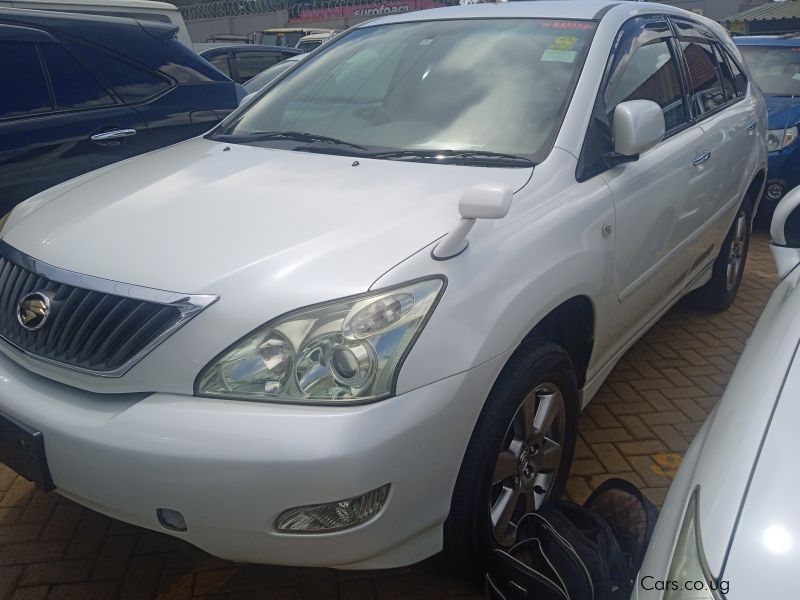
[724,1,800,23]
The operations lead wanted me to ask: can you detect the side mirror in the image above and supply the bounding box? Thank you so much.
[432,182,513,259]
[770,186,800,278]
[607,100,665,166]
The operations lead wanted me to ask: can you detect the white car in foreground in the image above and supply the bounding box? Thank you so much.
[633,190,800,599]
[0,1,765,571]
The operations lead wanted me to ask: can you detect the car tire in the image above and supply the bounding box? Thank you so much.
[443,339,579,577]
[689,201,752,312]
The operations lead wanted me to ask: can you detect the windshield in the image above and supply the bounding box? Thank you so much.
[260,31,304,47]
[243,60,297,94]
[739,45,800,95]
[213,19,596,165]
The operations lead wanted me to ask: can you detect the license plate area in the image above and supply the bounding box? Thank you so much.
[0,413,54,491]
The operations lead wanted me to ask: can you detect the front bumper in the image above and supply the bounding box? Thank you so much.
[764,145,800,202]
[0,347,508,569]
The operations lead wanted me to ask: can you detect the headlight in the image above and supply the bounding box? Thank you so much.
[767,126,798,152]
[196,277,445,403]
[663,489,723,600]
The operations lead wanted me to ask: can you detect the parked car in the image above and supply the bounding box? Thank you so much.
[252,27,332,47]
[0,0,192,47]
[0,1,765,572]
[633,187,800,600]
[242,53,303,94]
[736,35,800,205]
[296,30,337,53]
[199,44,302,84]
[0,9,243,215]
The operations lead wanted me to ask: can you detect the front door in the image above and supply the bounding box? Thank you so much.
[589,16,710,371]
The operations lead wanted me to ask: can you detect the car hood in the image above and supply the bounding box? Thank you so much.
[765,94,800,130]
[721,339,800,598]
[3,137,532,297]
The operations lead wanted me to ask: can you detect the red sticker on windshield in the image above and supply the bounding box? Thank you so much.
[541,21,595,30]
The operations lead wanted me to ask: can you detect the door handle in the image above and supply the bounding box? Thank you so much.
[692,150,711,166]
[746,120,757,131]
[90,129,137,142]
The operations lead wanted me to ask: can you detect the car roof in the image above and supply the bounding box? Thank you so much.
[0,6,177,38]
[358,0,713,28]
[734,34,800,47]
[263,27,329,33]
[199,44,302,55]
[15,0,180,11]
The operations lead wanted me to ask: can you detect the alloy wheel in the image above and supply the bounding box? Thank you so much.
[726,209,748,292]
[489,382,566,547]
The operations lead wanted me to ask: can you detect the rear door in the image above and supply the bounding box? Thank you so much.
[672,18,757,268]
[0,26,145,213]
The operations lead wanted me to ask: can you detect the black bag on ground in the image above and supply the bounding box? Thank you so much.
[584,477,660,576]
[487,478,658,600]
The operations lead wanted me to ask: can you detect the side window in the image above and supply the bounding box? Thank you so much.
[0,41,52,119]
[39,44,114,110]
[713,44,736,101]
[680,40,726,116]
[235,52,281,81]
[209,54,231,77]
[725,52,747,97]
[73,43,170,104]
[606,39,688,133]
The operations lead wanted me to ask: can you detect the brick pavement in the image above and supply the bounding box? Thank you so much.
[0,233,778,600]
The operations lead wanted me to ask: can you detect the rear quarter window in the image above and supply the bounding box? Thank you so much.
[73,43,171,104]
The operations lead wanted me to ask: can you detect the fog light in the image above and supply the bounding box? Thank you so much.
[767,183,784,201]
[157,508,187,532]
[275,484,390,533]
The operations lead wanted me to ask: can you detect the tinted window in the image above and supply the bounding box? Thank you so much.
[0,41,52,119]
[73,43,170,103]
[218,19,596,164]
[681,40,726,115]
[737,45,800,96]
[607,39,687,132]
[714,44,736,100]
[726,53,747,97]
[209,54,230,76]
[235,51,281,81]
[40,44,114,110]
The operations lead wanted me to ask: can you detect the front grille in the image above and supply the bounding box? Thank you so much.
[0,244,216,376]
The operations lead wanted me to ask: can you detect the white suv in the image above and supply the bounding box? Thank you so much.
[0,1,765,572]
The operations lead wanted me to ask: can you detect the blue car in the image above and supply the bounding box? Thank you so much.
[0,9,245,214]
[736,35,800,204]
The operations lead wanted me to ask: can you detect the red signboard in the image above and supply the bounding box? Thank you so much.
[290,0,444,24]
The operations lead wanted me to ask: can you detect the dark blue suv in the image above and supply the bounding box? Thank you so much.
[736,35,800,205]
[0,9,244,214]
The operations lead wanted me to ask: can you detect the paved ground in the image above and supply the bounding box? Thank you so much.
[0,233,779,600]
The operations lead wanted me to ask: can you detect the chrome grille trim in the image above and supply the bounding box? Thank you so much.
[0,242,218,377]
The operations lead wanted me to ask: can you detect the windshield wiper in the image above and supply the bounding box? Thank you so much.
[364,149,534,167]
[216,130,368,151]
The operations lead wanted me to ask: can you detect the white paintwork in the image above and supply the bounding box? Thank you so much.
[433,182,514,259]
[6,0,192,46]
[0,1,767,567]
[634,211,800,598]
[613,100,666,157]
